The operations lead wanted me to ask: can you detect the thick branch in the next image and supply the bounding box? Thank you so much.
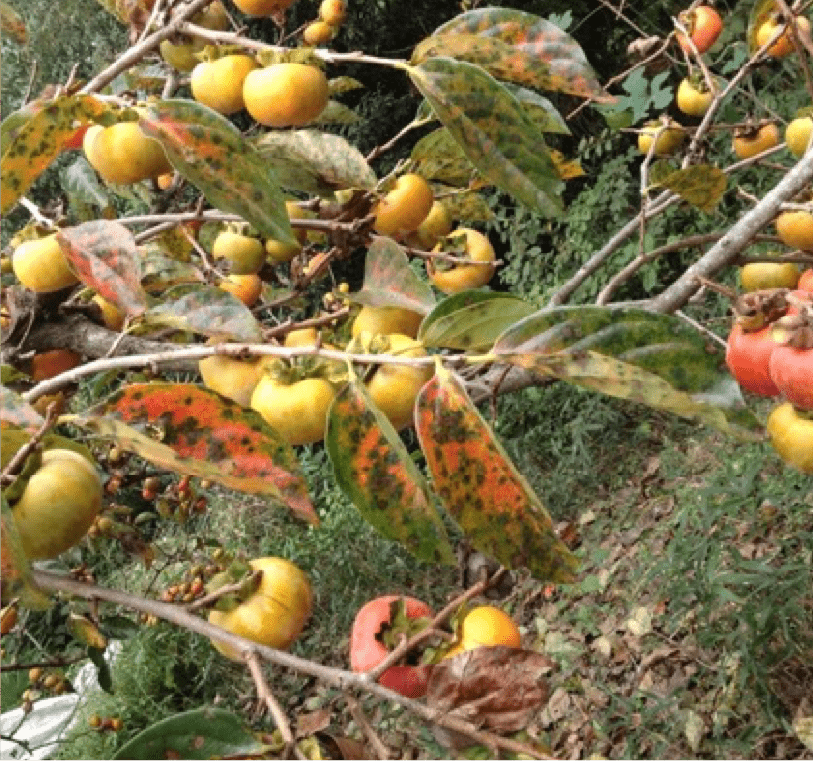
[650,150,813,312]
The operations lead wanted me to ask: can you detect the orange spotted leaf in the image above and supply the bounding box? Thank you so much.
[138,101,296,245]
[78,383,316,524]
[1,94,110,214]
[415,364,577,582]
[412,7,612,102]
[326,371,454,565]
[57,221,147,316]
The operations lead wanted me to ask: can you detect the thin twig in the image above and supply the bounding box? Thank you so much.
[344,693,392,760]
[186,569,262,613]
[0,403,60,485]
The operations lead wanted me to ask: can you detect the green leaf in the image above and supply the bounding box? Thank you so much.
[411,127,478,187]
[502,83,570,134]
[413,7,611,102]
[419,291,536,350]
[138,100,296,245]
[1,94,110,214]
[113,707,265,760]
[140,249,205,293]
[415,365,578,583]
[649,162,727,213]
[78,383,317,524]
[56,221,148,316]
[63,156,112,213]
[409,57,564,217]
[253,129,376,196]
[326,371,455,565]
[494,306,762,438]
[352,238,436,314]
[67,612,108,650]
[87,646,114,694]
[145,284,263,342]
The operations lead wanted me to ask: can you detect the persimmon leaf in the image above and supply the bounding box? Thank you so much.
[56,221,147,316]
[649,162,726,213]
[0,387,45,433]
[326,371,454,565]
[412,7,612,102]
[145,284,263,342]
[138,100,296,245]
[78,383,317,524]
[0,498,51,610]
[352,238,436,314]
[1,94,110,214]
[415,364,578,582]
[408,57,564,217]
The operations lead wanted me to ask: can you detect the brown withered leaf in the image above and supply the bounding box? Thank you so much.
[426,646,553,733]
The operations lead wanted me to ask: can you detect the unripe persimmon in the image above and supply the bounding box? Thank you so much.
[785,116,813,158]
[775,210,813,250]
[373,174,434,237]
[243,64,329,127]
[351,304,423,339]
[12,449,103,559]
[212,230,266,274]
[85,121,172,185]
[265,201,309,263]
[191,55,259,115]
[12,234,79,293]
[756,15,811,58]
[93,294,127,331]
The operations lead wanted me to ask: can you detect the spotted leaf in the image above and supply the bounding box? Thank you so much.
[412,7,612,102]
[138,101,296,245]
[326,371,454,565]
[419,291,535,350]
[352,238,436,314]
[494,306,761,438]
[1,94,110,214]
[145,284,263,342]
[56,221,147,316]
[415,364,578,582]
[253,129,376,196]
[649,162,726,213]
[79,383,316,524]
[409,57,564,217]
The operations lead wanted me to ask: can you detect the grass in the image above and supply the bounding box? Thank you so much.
[7,385,812,759]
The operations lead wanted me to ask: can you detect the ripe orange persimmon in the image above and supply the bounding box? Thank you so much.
[733,124,780,159]
[756,14,811,58]
[459,605,522,649]
[302,20,335,45]
[219,274,263,306]
[243,64,329,127]
[428,228,496,294]
[373,174,434,237]
[231,0,297,16]
[191,55,259,115]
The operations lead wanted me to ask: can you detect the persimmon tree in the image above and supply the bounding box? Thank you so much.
[1,0,812,756]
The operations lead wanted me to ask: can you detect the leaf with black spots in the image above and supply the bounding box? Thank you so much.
[415,364,577,582]
[78,383,316,524]
[56,221,147,316]
[649,162,726,213]
[494,306,762,438]
[409,57,564,217]
[326,371,454,565]
[412,7,612,102]
[1,94,110,214]
[138,101,296,245]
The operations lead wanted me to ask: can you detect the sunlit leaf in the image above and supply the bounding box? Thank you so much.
[550,149,585,180]
[145,284,263,342]
[253,130,376,196]
[503,83,570,134]
[138,100,296,245]
[140,248,205,292]
[326,371,455,565]
[56,221,147,316]
[313,100,363,125]
[1,94,110,214]
[412,7,611,101]
[409,57,564,217]
[415,364,578,582]
[79,383,317,524]
[442,189,495,224]
[1,2,27,44]
[412,127,480,187]
[352,238,436,314]
[419,291,535,350]
[113,708,265,760]
[649,162,726,212]
[67,613,108,650]
[494,306,762,438]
